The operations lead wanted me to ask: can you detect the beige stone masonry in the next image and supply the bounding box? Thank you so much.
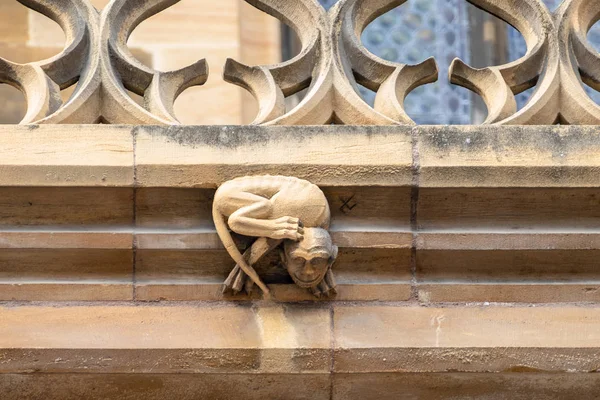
[135,126,413,187]
[418,126,600,188]
[2,303,600,398]
[1,304,599,375]
[0,304,331,374]
[0,125,133,187]
[333,305,600,379]
[2,125,598,188]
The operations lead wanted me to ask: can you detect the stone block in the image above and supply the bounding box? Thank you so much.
[332,373,600,400]
[417,188,600,230]
[333,305,600,373]
[0,246,133,301]
[0,304,331,374]
[0,126,134,187]
[417,126,600,188]
[0,187,133,225]
[135,126,413,188]
[0,373,331,400]
[415,232,600,303]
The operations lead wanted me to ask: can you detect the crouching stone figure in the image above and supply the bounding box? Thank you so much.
[212,175,338,298]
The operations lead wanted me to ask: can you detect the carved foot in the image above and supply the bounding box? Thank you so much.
[310,269,337,298]
[222,265,255,295]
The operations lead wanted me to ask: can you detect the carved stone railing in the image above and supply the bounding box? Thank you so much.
[3,0,600,125]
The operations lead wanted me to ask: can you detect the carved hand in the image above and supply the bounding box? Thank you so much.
[269,217,304,241]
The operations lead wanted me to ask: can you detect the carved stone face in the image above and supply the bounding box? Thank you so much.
[283,228,338,288]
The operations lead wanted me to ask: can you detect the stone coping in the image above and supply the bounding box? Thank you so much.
[1,125,600,188]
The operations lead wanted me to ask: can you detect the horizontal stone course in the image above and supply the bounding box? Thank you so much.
[0,125,599,303]
[0,126,134,187]
[2,303,600,398]
[2,372,600,400]
[3,125,600,188]
[1,304,599,374]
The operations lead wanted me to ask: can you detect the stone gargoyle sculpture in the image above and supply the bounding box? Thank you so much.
[213,175,338,298]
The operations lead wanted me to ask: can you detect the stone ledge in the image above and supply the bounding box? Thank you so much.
[135,126,413,187]
[0,126,134,187]
[417,126,600,188]
[0,304,331,374]
[0,125,598,188]
[333,305,600,373]
[1,304,599,374]
[332,373,600,400]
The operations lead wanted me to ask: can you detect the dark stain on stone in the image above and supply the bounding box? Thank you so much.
[136,125,412,149]
[420,126,600,162]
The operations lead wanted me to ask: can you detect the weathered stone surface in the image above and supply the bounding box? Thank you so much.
[0,373,331,400]
[333,305,600,373]
[0,126,134,187]
[333,373,600,400]
[2,304,600,382]
[0,188,133,225]
[0,125,599,302]
[3,1,600,396]
[0,304,331,374]
[0,248,133,301]
[4,0,600,125]
[417,283,600,304]
[334,306,600,373]
[2,372,600,399]
[335,305,600,349]
[134,126,412,187]
[418,126,600,188]
[0,0,281,125]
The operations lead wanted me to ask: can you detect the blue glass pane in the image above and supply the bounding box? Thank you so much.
[319,0,471,124]
[320,0,338,9]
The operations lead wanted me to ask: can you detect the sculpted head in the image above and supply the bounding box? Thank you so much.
[282,228,338,288]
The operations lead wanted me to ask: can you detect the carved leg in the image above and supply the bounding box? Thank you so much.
[228,197,304,240]
[223,237,283,295]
